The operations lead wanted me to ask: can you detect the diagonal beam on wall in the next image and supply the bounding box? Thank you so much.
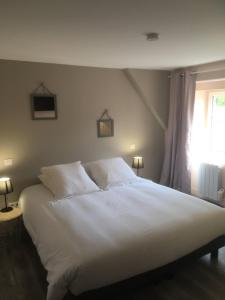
[123,69,166,131]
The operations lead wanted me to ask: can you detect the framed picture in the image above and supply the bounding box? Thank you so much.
[97,119,114,137]
[31,94,57,120]
[97,109,114,137]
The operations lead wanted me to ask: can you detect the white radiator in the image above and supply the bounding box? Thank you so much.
[198,163,222,201]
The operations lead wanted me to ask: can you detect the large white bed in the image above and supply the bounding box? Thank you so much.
[19,178,225,300]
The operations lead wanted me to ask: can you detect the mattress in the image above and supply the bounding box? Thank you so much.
[19,179,225,300]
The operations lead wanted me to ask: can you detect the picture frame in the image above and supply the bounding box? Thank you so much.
[97,119,114,137]
[31,93,57,120]
[97,109,114,138]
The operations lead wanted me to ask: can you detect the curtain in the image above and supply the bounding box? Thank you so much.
[160,70,196,194]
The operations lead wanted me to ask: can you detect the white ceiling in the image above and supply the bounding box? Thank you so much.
[0,0,225,70]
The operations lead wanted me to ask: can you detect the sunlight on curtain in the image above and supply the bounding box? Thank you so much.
[191,91,208,195]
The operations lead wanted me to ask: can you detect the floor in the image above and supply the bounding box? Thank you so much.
[1,237,225,300]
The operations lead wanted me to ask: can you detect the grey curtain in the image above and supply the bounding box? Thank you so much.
[160,70,196,194]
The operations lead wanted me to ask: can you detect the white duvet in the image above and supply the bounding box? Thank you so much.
[19,179,225,300]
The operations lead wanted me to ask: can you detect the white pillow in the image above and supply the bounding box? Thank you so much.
[85,157,136,189]
[39,161,100,198]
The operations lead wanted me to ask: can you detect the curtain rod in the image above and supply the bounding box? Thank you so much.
[168,67,225,78]
[191,67,225,75]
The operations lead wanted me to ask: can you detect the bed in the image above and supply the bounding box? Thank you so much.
[19,177,225,300]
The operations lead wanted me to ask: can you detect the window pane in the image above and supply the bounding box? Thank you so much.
[211,94,225,153]
[211,121,225,152]
[215,95,225,106]
[212,96,225,121]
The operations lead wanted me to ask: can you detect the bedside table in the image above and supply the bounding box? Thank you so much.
[0,207,23,248]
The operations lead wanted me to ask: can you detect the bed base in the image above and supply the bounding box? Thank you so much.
[67,235,225,299]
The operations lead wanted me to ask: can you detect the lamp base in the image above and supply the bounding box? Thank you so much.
[1,206,13,213]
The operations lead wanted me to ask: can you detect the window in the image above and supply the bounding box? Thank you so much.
[209,93,225,154]
[191,86,225,196]
[191,90,225,167]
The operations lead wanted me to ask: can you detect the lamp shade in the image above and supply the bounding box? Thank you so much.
[0,177,13,195]
[132,156,144,169]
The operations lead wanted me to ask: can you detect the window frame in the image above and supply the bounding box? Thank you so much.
[208,91,225,154]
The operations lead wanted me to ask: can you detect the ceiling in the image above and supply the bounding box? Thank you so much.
[0,0,225,70]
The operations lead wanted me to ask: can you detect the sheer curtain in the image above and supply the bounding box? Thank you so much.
[160,70,196,194]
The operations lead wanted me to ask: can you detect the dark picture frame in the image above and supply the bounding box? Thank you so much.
[97,109,114,138]
[97,119,114,137]
[31,94,57,120]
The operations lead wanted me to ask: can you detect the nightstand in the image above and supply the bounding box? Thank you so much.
[0,207,23,248]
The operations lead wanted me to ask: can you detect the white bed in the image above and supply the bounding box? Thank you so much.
[19,178,225,300]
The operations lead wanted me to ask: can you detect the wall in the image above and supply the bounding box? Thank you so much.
[0,60,169,204]
[189,60,225,81]
[196,80,225,90]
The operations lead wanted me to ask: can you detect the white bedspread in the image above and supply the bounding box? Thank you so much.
[19,179,225,300]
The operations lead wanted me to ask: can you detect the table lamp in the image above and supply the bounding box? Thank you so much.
[0,177,13,213]
[132,156,144,176]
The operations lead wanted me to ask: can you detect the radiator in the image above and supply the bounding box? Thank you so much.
[198,163,222,201]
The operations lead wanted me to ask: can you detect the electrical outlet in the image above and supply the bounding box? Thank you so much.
[3,158,13,166]
[129,144,136,151]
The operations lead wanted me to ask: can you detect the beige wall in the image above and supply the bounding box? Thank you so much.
[196,79,225,90]
[190,60,225,81]
[0,60,169,204]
